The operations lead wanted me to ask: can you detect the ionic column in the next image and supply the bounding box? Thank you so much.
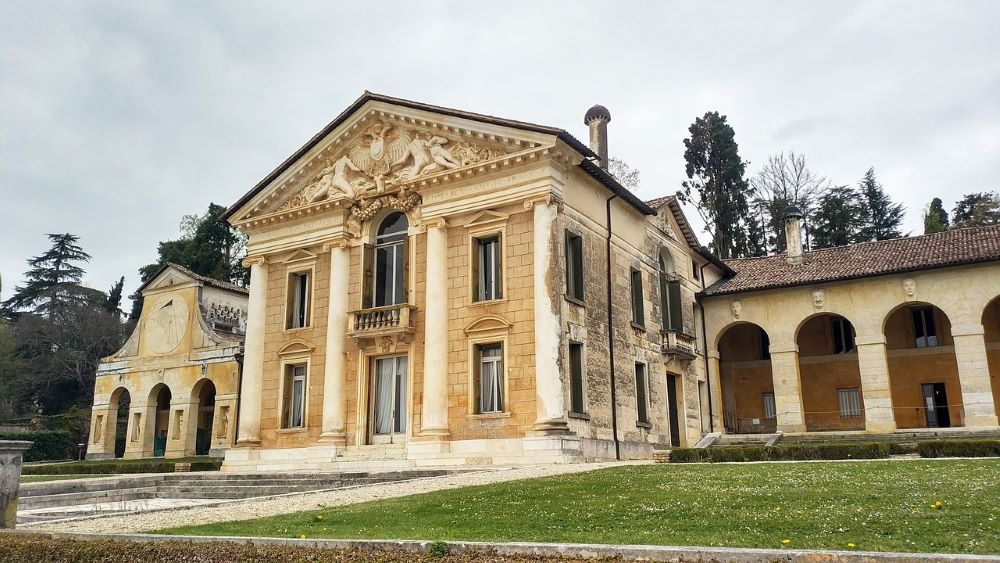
[952,324,999,427]
[769,344,806,433]
[319,240,349,444]
[529,198,569,433]
[855,336,897,433]
[420,219,450,438]
[236,256,267,447]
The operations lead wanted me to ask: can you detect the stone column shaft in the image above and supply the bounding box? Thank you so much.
[236,257,267,446]
[421,220,450,437]
[707,352,725,433]
[952,325,999,427]
[769,348,806,433]
[319,241,350,444]
[855,339,897,433]
[531,200,568,433]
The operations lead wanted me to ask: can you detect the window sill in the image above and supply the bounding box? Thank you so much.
[283,326,313,334]
[470,297,507,307]
[631,322,646,332]
[568,411,590,421]
[564,295,585,307]
[275,427,308,434]
[636,421,652,429]
[467,412,511,420]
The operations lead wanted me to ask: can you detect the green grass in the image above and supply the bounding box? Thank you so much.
[157,459,1000,555]
[20,474,107,483]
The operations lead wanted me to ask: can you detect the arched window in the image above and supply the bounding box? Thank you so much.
[659,251,682,332]
[368,212,409,307]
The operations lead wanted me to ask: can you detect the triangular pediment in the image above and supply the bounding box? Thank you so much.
[464,210,509,228]
[282,249,318,264]
[231,98,560,224]
[142,265,200,294]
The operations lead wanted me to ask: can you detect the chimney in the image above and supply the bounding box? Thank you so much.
[784,205,805,265]
[584,104,611,169]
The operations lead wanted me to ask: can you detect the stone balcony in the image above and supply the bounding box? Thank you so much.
[347,304,416,340]
[661,329,698,361]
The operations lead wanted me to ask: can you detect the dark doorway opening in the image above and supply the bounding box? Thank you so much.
[922,382,951,428]
[666,374,681,447]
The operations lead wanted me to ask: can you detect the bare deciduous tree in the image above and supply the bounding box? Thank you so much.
[750,152,830,252]
[608,157,641,189]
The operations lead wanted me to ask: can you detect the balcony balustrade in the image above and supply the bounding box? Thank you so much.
[347,304,416,339]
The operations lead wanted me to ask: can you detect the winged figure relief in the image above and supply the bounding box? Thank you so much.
[349,123,412,193]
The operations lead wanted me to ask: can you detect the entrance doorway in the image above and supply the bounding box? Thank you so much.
[922,382,951,428]
[370,355,407,444]
[194,380,216,456]
[666,374,681,447]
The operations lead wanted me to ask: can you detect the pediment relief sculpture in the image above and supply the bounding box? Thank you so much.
[276,120,506,215]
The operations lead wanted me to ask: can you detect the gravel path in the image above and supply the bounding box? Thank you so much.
[32,462,634,535]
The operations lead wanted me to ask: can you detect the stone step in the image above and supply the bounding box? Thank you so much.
[18,487,158,510]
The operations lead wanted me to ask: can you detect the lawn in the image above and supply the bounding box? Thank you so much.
[157,459,1000,555]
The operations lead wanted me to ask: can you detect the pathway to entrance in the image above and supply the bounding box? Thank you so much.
[30,462,631,535]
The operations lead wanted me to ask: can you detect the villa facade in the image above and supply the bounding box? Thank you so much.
[105,91,999,472]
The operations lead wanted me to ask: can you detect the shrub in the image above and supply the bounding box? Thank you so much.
[917,439,1000,458]
[669,442,891,463]
[0,430,73,461]
[889,442,918,455]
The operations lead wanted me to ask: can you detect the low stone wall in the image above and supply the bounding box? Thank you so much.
[0,441,32,528]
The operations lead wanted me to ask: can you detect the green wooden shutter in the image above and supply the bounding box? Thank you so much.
[361,243,374,309]
[668,279,682,332]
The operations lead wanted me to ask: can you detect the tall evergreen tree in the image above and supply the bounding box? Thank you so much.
[856,168,905,241]
[952,192,1000,228]
[677,111,763,259]
[923,197,950,234]
[2,234,94,317]
[131,203,247,320]
[810,185,864,248]
[104,276,125,316]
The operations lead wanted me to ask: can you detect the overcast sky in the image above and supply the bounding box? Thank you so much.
[2,1,999,303]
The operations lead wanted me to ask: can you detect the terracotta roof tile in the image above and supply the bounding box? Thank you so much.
[704,225,1000,296]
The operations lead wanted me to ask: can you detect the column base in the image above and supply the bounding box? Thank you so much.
[235,438,261,448]
[419,426,451,439]
[529,418,571,435]
[316,431,347,445]
[776,423,807,434]
[864,420,897,434]
[964,415,1000,428]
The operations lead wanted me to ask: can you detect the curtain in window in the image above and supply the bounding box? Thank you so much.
[373,358,395,434]
[479,346,503,413]
[291,375,304,427]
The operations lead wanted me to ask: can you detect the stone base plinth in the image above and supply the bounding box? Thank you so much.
[0,440,33,529]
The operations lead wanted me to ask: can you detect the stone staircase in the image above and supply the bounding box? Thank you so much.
[17,468,460,523]
[779,427,1000,445]
[715,432,782,446]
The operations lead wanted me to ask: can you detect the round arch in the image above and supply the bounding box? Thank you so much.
[882,301,962,429]
[149,383,172,457]
[794,313,864,432]
[716,321,774,434]
[191,379,217,456]
[109,387,131,458]
[982,295,1000,420]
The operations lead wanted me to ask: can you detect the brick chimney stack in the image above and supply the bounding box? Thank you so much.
[584,104,611,170]
[784,205,805,265]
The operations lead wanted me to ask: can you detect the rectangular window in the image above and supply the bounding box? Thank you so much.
[831,317,856,353]
[565,231,584,302]
[475,343,504,413]
[762,392,776,420]
[630,268,645,327]
[282,364,307,428]
[912,307,938,348]
[660,277,683,332]
[286,271,311,329]
[569,342,585,414]
[635,362,649,424]
[474,235,502,301]
[759,328,771,360]
[692,260,700,281]
[838,388,862,418]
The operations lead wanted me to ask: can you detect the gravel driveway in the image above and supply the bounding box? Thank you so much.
[32,462,632,535]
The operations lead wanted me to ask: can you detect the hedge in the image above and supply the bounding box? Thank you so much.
[669,442,890,463]
[22,457,222,475]
[0,430,73,462]
[0,535,579,563]
[917,439,1000,458]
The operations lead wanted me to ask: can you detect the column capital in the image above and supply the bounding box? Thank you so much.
[241,255,267,268]
[951,323,985,337]
[523,193,563,211]
[321,238,349,252]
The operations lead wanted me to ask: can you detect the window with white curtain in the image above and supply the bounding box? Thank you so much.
[762,392,776,421]
[476,343,504,414]
[474,235,502,301]
[838,388,862,418]
[286,271,311,329]
[282,364,307,428]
